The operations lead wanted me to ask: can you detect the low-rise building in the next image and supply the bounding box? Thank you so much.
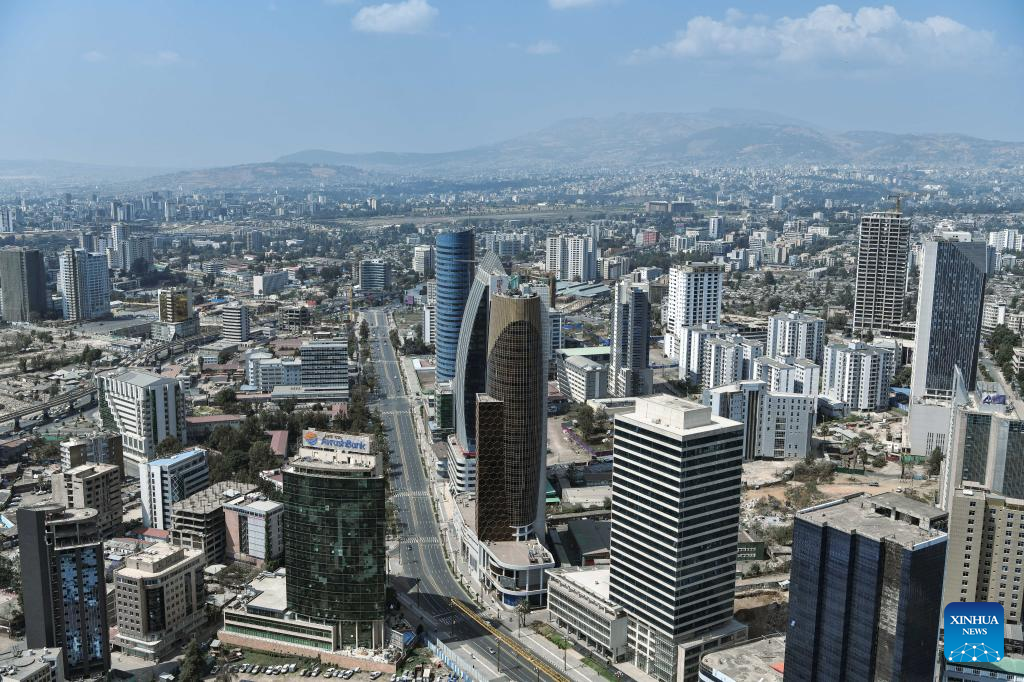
[224,495,284,567]
[546,566,629,663]
[170,481,257,565]
[698,635,785,682]
[113,544,206,661]
[0,646,65,682]
[561,356,608,403]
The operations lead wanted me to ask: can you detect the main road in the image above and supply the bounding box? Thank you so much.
[365,308,554,682]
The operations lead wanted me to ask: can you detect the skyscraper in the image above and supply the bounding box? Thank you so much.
[453,252,506,452]
[284,431,386,649]
[785,495,947,681]
[299,339,349,390]
[0,247,47,322]
[609,281,653,398]
[18,504,110,677]
[909,234,988,458]
[412,244,435,277]
[434,228,475,382]
[545,234,597,282]
[663,263,724,362]
[852,210,911,332]
[58,247,111,321]
[138,448,210,530]
[609,396,745,681]
[357,258,391,292]
[475,288,548,542]
[222,302,250,343]
[158,287,193,322]
[53,463,123,539]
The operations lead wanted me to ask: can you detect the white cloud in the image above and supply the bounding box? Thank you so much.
[352,0,437,34]
[630,4,998,69]
[81,50,106,63]
[526,40,560,55]
[151,50,182,65]
[549,0,601,9]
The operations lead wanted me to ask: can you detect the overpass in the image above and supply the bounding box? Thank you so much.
[0,385,98,429]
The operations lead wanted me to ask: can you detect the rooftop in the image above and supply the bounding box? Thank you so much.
[699,635,786,682]
[549,565,615,603]
[618,394,742,437]
[798,494,947,549]
[173,480,257,514]
[102,367,174,387]
[146,447,208,469]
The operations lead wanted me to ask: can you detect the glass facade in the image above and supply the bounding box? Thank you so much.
[284,466,385,642]
[57,544,108,676]
[434,229,475,382]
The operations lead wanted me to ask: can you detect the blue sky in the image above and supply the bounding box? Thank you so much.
[0,0,1021,167]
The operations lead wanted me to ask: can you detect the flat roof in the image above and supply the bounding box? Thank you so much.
[798,494,946,549]
[551,565,614,602]
[867,492,948,522]
[700,635,786,682]
[247,572,289,613]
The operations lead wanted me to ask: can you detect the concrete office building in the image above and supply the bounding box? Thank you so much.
[609,396,746,681]
[704,381,815,461]
[253,270,288,296]
[852,210,911,332]
[52,463,122,539]
[18,504,109,677]
[664,263,725,361]
[139,448,210,530]
[0,646,65,682]
[245,230,265,252]
[58,247,111,321]
[412,244,434,277]
[113,544,206,660]
[284,431,386,649]
[0,248,47,322]
[99,368,187,477]
[357,258,391,292]
[435,228,475,382]
[766,311,825,364]
[562,356,608,403]
[609,281,652,398]
[169,481,257,565]
[785,495,947,681]
[224,494,285,567]
[222,302,250,343]
[698,636,785,682]
[453,252,506,452]
[59,431,123,473]
[475,288,548,543]
[547,566,630,663]
[939,369,1024,510]
[299,339,349,390]
[821,341,894,412]
[909,233,988,458]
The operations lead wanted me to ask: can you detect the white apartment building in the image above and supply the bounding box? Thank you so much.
[138,448,210,530]
[821,341,894,412]
[412,244,434,277]
[58,247,111,321]
[704,381,816,461]
[562,356,608,403]
[99,368,187,477]
[221,303,250,343]
[546,235,597,282]
[252,270,288,296]
[766,311,825,364]
[663,263,724,361]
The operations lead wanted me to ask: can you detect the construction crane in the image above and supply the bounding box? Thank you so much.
[887,193,903,213]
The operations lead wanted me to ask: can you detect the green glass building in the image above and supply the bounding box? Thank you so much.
[283,431,386,650]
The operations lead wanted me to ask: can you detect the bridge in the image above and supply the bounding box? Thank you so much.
[0,385,98,430]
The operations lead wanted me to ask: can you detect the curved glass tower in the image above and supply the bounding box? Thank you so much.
[434,229,475,382]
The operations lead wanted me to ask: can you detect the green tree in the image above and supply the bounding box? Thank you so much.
[574,404,595,440]
[359,319,370,343]
[156,436,182,457]
[927,446,944,476]
[178,637,204,682]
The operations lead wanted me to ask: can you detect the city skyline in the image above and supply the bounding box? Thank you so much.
[0,1,1021,167]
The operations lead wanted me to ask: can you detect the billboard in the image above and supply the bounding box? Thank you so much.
[301,430,371,452]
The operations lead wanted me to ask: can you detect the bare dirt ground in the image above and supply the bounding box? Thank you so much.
[546,417,591,466]
[735,592,789,638]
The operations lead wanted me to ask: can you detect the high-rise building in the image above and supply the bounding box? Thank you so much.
[475,288,548,542]
[123,235,154,271]
[221,302,250,343]
[170,481,258,565]
[704,381,816,461]
[435,229,475,382]
[0,248,47,322]
[453,252,506,452]
[99,368,187,477]
[52,463,122,539]
[357,258,391,292]
[664,263,725,361]
[18,504,110,677]
[0,206,17,232]
[299,339,349,390]
[223,493,285,567]
[245,230,264,252]
[609,281,653,398]
[412,244,435,277]
[939,368,1024,510]
[852,210,911,332]
[253,270,288,296]
[909,234,988,458]
[113,544,206,660]
[707,215,724,239]
[766,311,825,364]
[545,235,597,282]
[821,341,894,412]
[59,432,123,473]
[609,396,746,681]
[58,247,111,321]
[139,448,210,530]
[284,431,386,649]
[785,494,947,681]
[158,287,193,322]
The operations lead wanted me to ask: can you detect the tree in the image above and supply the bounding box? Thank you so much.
[214,388,237,407]
[892,365,912,388]
[763,271,776,286]
[359,319,370,343]
[927,446,944,477]
[178,637,204,682]
[156,436,182,457]
[574,404,595,440]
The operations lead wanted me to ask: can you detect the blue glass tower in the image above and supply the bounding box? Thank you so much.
[434,229,475,381]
